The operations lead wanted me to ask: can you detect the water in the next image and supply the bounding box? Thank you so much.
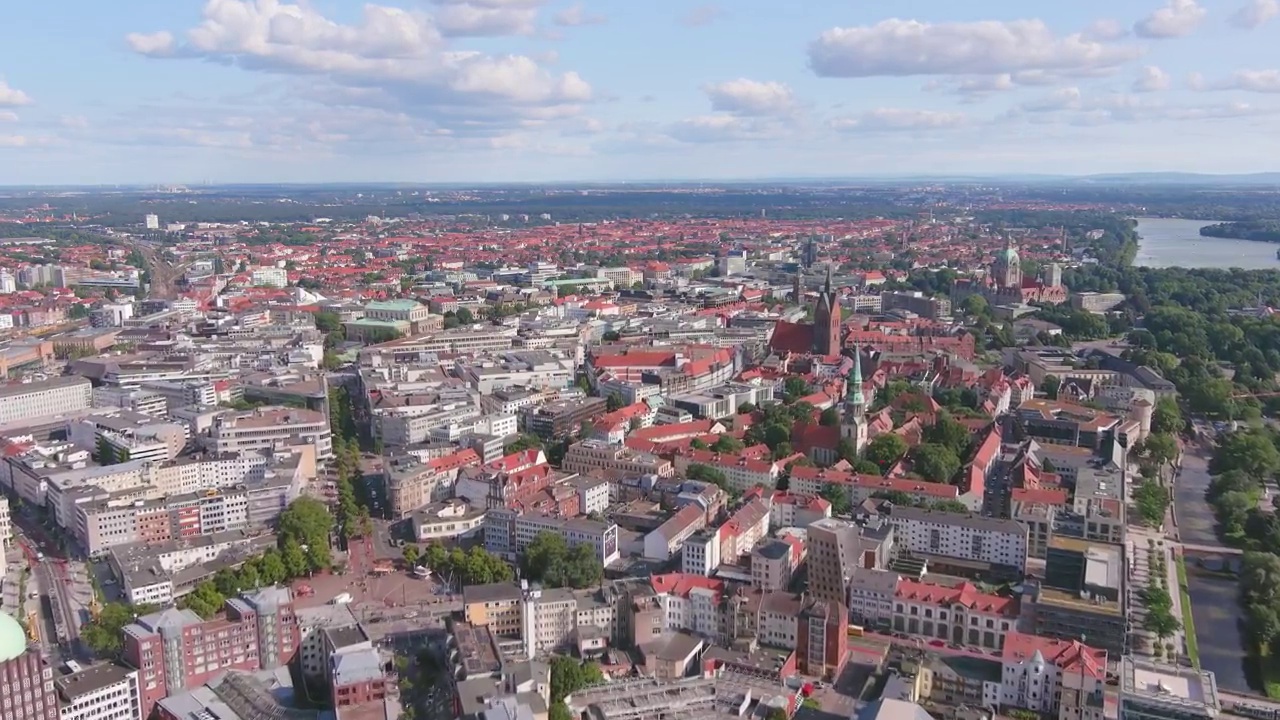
[1134,217,1280,269]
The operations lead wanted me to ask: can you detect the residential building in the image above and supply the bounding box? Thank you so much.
[249,267,288,288]
[0,377,93,425]
[888,507,1028,576]
[483,510,619,566]
[672,449,779,494]
[1000,631,1106,720]
[681,529,720,576]
[807,518,887,605]
[643,505,706,561]
[296,603,358,681]
[750,538,797,592]
[54,663,141,720]
[847,568,900,629]
[463,582,525,639]
[562,440,673,479]
[411,500,487,543]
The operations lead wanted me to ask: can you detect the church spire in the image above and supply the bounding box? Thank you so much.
[846,351,865,413]
[824,263,833,297]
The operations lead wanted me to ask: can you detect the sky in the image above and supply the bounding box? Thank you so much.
[3,0,1280,185]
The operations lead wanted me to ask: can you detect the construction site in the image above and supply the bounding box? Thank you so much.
[563,673,797,720]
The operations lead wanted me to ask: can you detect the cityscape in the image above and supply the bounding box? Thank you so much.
[6,2,1280,720]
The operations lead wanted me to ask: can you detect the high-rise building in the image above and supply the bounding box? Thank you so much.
[806,518,873,605]
[0,613,57,720]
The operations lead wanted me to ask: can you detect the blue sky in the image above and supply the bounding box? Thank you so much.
[3,0,1280,184]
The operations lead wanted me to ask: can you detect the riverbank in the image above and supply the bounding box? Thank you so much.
[1135,217,1280,269]
[1200,221,1280,244]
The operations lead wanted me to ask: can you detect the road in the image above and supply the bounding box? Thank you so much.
[1172,446,1219,547]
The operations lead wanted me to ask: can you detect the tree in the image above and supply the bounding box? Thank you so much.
[455,307,474,325]
[961,294,989,318]
[711,435,744,454]
[1136,433,1179,475]
[1152,397,1184,435]
[911,443,962,483]
[259,549,288,585]
[601,330,621,342]
[181,581,226,619]
[550,657,604,704]
[278,497,335,550]
[783,376,810,400]
[737,402,756,414]
[550,704,575,720]
[1211,430,1280,481]
[819,407,840,426]
[1039,375,1061,400]
[1132,479,1169,527]
[820,483,852,516]
[865,434,908,470]
[281,537,309,578]
[504,433,543,454]
[922,412,971,458]
[403,544,420,567]
[686,463,735,497]
[82,602,138,657]
[932,499,970,513]
[605,393,623,412]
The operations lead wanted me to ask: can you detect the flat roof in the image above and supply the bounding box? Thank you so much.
[1122,656,1219,711]
[55,662,136,701]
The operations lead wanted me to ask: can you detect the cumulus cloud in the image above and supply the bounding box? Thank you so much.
[0,111,18,123]
[125,31,177,56]
[1018,87,1084,113]
[830,108,967,132]
[1133,65,1172,92]
[554,4,605,27]
[0,79,33,107]
[1134,0,1206,38]
[703,79,795,117]
[0,135,31,148]
[124,0,591,136]
[680,4,724,27]
[1192,69,1280,93]
[432,0,543,37]
[1231,0,1279,28]
[808,18,1141,78]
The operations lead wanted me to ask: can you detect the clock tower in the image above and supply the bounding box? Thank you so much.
[842,351,868,455]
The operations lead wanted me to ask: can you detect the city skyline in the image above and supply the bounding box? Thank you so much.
[4,0,1280,184]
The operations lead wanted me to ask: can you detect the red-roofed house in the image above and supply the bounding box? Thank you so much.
[1000,631,1106,719]
[892,578,1018,650]
[788,466,960,508]
[673,449,781,493]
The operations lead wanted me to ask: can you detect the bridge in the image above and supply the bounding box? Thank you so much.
[1182,542,1244,556]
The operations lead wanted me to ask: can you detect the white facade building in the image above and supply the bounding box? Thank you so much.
[250,267,289,288]
[0,377,93,425]
[55,663,141,720]
[889,507,1029,572]
[681,530,720,576]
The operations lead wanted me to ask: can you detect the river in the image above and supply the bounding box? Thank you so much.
[1134,217,1280,269]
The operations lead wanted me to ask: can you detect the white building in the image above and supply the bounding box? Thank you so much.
[1001,632,1107,720]
[892,578,1019,652]
[484,509,620,566]
[0,377,93,425]
[889,506,1029,572]
[144,214,160,230]
[1118,655,1220,720]
[681,529,720,576]
[0,269,15,294]
[0,496,10,549]
[208,407,333,462]
[250,266,289,288]
[54,662,141,720]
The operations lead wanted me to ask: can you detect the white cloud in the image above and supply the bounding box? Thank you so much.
[1231,0,1279,28]
[1134,0,1206,38]
[667,114,778,143]
[125,30,177,56]
[0,111,18,123]
[1193,69,1280,93]
[0,79,32,107]
[1018,87,1084,113]
[554,4,605,27]
[808,18,1141,78]
[125,0,591,136]
[1133,65,1172,92]
[830,108,967,132]
[432,0,542,37]
[680,4,724,27]
[1081,18,1127,41]
[703,79,795,116]
[0,135,30,148]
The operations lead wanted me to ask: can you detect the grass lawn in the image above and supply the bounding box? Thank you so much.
[1260,647,1280,699]
[1175,553,1200,671]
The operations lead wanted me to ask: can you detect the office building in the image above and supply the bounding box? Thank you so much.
[1118,655,1219,720]
[208,407,333,462]
[0,377,93,425]
[248,267,288,288]
[806,518,889,605]
[0,611,57,720]
[144,214,160,230]
[888,507,1028,576]
[54,663,141,720]
[1030,537,1125,656]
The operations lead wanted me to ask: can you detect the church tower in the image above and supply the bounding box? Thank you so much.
[794,270,804,304]
[812,265,841,356]
[842,351,868,455]
[993,237,1022,291]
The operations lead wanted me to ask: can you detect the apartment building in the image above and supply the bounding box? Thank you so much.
[788,466,962,508]
[673,449,779,494]
[0,377,92,425]
[295,603,359,681]
[124,608,259,719]
[483,509,620,566]
[720,498,771,560]
[92,387,170,418]
[208,407,332,462]
[1011,487,1069,560]
[892,579,1019,651]
[680,530,721,576]
[562,440,674,479]
[54,663,141,720]
[385,449,482,517]
[768,492,832,530]
[750,538,799,592]
[888,507,1029,576]
[1001,632,1107,720]
[643,505,706,561]
[463,582,525,639]
[1031,537,1126,655]
[523,397,608,440]
[0,619,57,720]
[807,517,892,605]
[848,568,900,628]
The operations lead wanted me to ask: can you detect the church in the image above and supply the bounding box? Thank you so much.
[769,266,843,356]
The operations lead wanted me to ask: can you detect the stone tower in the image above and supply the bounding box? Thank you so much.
[812,265,841,356]
[842,351,868,455]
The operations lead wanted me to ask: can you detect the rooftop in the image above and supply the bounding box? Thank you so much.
[1121,655,1220,712]
[55,662,138,702]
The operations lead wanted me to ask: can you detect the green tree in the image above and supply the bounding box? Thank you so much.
[181,581,226,619]
[820,483,852,516]
[710,435,744,454]
[961,294,989,318]
[932,499,971,513]
[550,656,604,704]
[82,602,138,657]
[1152,397,1184,435]
[1211,430,1280,481]
[922,411,971,457]
[1136,433,1179,475]
[737,402,756,414]
[911,443,962,483]
[687,463,733,496]
[1132,479,1170,527]
[605,393,623,412]
[281,537,308,578]
[278,496,335,549]
[1039,375,1061,400]
[550,704,574,720]
[783,376,809,400]
[865,433,908,470]
[403,544,420,567]
[504,433,544,454]
[819,407,840,426]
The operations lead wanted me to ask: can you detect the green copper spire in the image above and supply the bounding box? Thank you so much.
[847,352,865,409]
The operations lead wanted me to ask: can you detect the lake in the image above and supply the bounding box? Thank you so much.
[1134,217,1280,270]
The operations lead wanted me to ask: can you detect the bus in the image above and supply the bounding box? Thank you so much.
[847,624,865,637]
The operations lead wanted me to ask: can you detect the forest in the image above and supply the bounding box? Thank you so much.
[1200,220,1280,244]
